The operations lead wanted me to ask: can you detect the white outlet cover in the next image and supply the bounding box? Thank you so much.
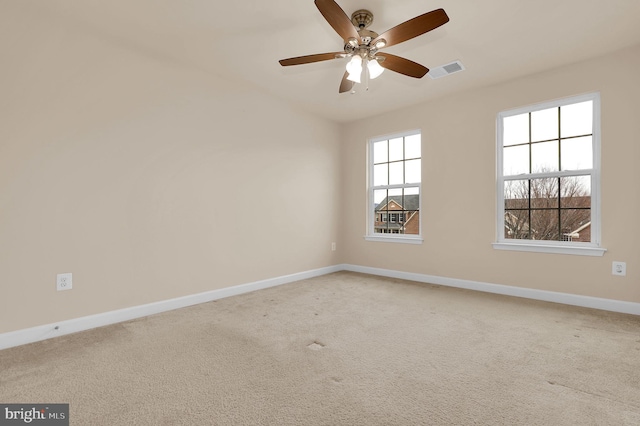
[57,273,73,291]
[612,262,626,276]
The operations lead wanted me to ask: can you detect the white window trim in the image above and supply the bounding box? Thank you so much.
[365,235,424,244]
[365,129,423,245]
[493,92,606,256]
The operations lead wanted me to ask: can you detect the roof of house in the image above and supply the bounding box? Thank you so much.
[375,194,419,211]
[565,221,591,237]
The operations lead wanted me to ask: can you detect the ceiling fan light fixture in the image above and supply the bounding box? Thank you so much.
[367,58,384,79]
[278,2,450,93]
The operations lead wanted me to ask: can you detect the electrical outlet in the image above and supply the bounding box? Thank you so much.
[331,242,336,251]
[57,273,73,291]
[612,262,626,277]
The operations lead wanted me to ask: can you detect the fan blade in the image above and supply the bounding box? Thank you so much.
[315,0,361,43]
[339,71,354,93]
[377,53,429,78]
[371,9,449,49]
[279,52,344,66]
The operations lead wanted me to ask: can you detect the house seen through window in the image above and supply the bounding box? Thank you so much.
[368,131,421,241]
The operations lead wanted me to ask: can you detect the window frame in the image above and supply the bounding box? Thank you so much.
[365,129,423,244]
[493,92,606,256]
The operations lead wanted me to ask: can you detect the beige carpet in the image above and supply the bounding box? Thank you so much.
[1,272,640,425]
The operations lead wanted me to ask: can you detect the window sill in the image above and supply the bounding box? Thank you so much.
[365,235,423,245]
[492,242,607,257]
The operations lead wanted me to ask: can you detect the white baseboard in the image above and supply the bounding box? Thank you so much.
[341,264,640,316]
[2,263,638,351]
[0,265,342,351]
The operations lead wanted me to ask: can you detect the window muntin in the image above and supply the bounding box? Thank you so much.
[497,93,600,251]
[368,131,421,241]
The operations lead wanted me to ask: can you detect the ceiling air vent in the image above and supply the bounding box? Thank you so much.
[428,60,465,79]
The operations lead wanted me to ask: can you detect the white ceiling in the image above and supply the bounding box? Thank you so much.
[27,0,640,122]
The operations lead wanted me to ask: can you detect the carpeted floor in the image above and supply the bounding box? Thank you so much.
[1,271,639,425]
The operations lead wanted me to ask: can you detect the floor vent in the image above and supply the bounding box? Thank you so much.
[428,60,465,79]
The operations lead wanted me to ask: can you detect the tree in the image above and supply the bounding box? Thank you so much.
[504,176,590,241]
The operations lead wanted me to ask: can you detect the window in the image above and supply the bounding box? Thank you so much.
[494,93,605,256]
[366,130,422,244]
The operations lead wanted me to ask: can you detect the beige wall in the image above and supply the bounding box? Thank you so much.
[341,44,640,303]
[0,7,341,333]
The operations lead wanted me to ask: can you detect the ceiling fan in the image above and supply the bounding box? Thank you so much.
[279,0,449,93]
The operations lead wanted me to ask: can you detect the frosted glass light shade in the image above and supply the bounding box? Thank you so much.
[367,59,384,79]
[347,72,361,83]
[346,56,363,83]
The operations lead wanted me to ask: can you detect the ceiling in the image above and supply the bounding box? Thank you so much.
[21,1,640,122]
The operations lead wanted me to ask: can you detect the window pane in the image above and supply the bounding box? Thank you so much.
[373,140,388,163]
[402,188,419,208]
[560,176,590,208]
[531,107,558,142]
[561,101,592,138]
[374,189,388,234]
[402,189,420,235]
[503,145,529,175]
[374,189,388,205]
[503,113,529,146]
[384,187,403,235]
[504,180,529,209]
[531,209,560,240]
[404,186,419,195]
[504,210,529,239]
[389,137,403,162]
[389,162,403,185]
[530,177,558,208]
[561,209,591,242]
[531,141,559,173]
[373,163,388,186]
[561,136,592,170]
[405,134,421,159]
[405,159,421,184]
[389,188,402,197]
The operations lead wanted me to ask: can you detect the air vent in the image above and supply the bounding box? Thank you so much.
[428,60,465,79]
